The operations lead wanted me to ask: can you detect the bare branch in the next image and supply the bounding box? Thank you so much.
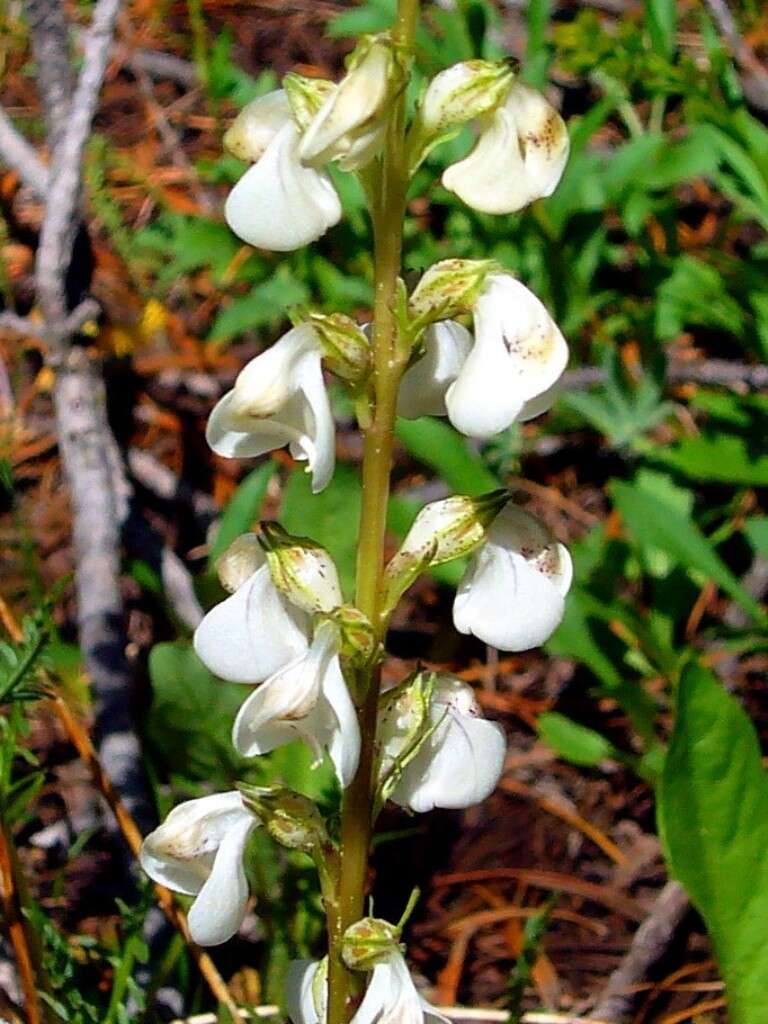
[0,108,48,194]
[562,359,768,393]
[35,0,122,342]
[591,881,690,1023]
[24,0,73,155]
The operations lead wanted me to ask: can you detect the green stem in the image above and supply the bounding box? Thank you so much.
[326,3,420,1022]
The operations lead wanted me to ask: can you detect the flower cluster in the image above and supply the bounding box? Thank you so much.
[139,35,573,1022]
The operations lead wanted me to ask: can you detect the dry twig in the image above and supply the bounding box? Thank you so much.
[590,881,690,1023]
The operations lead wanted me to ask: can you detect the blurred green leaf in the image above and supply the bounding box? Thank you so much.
[659,664,768,1024]
[611,474,766,623]
[210,274,310,343]
[644,0,676,60]
[538,712,619,766]
[147,642,247,784]
[395,417,499,494]
[209,463,275,565]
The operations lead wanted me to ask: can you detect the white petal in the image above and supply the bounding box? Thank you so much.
[398,321,472,419]
[207,342,336,493]
[232,645,324,755]
[233,324,320,417]
[291,351,337,493]
[391,677,505,812]
[504,83,570,200]
[446,275,567,439]
[225,122,341,251]
[230,621,355,784]
[442,83,568,215]
[193,566,309,684]
[187,814,254,945]
[299,43,390,167]
[139,791,251,896]
[352,956,425,1024]
[223,89,292,162]
[285,960,321,1024]
[453,506,572,651]
[320,654,361,788]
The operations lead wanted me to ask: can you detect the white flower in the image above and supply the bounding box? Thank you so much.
[194,554,310,685]
[299,41,392,171]
[233,620,361,788]
[224,89,342,251]
[139,791,257,946]
[445,273,568,439]
[386,675,506,813]
[442,82,569,215]
[286,953,449,1024]
[206,323,335,493]
[454,504,573,651]
[397,321,472,419]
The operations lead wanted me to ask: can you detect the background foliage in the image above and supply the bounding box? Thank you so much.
[1,0,767,1021]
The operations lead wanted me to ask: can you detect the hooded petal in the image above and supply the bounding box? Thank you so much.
[225,121,342,251]
[398,321,472,419]
[223,89,292,162]
[299,42,391,168]
[194,565,309,684]
[391,677,506,813]
[187,813,254,945]
[445,274,567,439]
[286,960,322,1024]
[453,505,572,651]
[442,82,569,215]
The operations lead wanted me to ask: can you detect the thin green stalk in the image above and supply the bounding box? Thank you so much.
[326,3,421,1022]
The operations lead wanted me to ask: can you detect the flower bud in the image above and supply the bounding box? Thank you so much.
[408,258,497,327]
[299,36,404,171]
[307,312,371,385]
[382,490,509,613]
[283,73,336,132]
[215,533,264,592]
[223,90,292,162]
[420,60,514,134]
[238,785,328,854]
[342,917,401,971]
[326,604,380,667]
[259,522,343,613]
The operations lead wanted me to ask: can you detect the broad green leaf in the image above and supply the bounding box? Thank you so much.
[522,0,552,88]
[147,642,247,783]
[611,477,765,623]
[538,712,618,766]
[659,664,768,1023]
[209,463,274,565]
[280,463,362,599]
[395,417,499,495]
